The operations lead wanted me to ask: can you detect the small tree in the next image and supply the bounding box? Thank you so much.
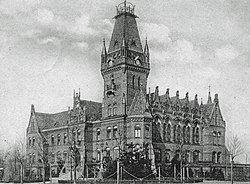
[227,135,244,184]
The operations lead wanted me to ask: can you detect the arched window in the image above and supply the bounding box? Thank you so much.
[132,75,135,89]
[114,147,119,159]
[63,151,67,162]
[106,147,111,157]
[217,132,221,145]
[51,153,55,163]
[167,124,171,142]
[193,150,199,163]
[183,126,187,143]
[173,125,177,142]
[51,135,54,146]
[154,148,161,163]
[96,150,101,161]
[32,137,35,146]
[213,131,217,145]
[135,125,141,138]
[57,134,61,145]
[113,125,118,138]
[177,125,181,143]
[185,150,191,163]
[163,123,167,141]
[96,128,100,141]
[32,153,35,163]
[77,129,81,145]
[193,126,199,144]
[187,126,191,143]
[145,124,150,137]
[107,127,111,139]
[113,103,117,116]
[165,149,171,163]
[108,105,112,116]
[57,151,62,162]
[138,76,141,89]
[212,151,216,163]
[63,133,67,145]
[217,152,221,163]
[28,137,31,147]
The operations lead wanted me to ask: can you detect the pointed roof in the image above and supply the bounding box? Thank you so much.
[207,86,212,104]
[101,38,107,55]
[108,2,143,53]
[144,37,149,56]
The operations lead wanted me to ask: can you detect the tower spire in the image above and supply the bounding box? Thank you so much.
[144,36,150,62]
[101,38,107,56]
[207,85,212,104]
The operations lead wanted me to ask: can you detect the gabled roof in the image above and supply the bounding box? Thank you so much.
[128,90,151,116]
[80,100,102,121]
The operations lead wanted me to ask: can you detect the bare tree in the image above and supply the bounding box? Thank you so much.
[13,136,26,184]
[227,135,244,184]
[34,135,50,184]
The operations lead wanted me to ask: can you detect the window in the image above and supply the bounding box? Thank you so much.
[51,153,55,163]
[28,137,31,147]
[154,148,161,163]
[32,137,35,146]
[135,125,141,138]
[145,124,150,137]
[51,135,54,145]
[132,75,135,89]
[213,131,217,145]
[77,129,81,145]
[186,126,191,143]
[193,151,199,163]
[96,128,100,141]
[107,127,111,139]
[193,126,199,144]
[177,125,181,143]
[57,134,61,145]
[106,147,110,157]
[212,151,216,163]
[167,124,171,142]
[113,126,118,139]
[63,133,67,145]
[57,151,62,161]
[185,150,191,163]
[97,150,101,161]
[32,153,35,163]
[113,103,117,116]
[63,151,67,161]
[108,105,112,116]
[114,147,119,159]
[165,150,171,163]
[173,125,177,142]
[138,77,140,89]
[217,132,221,145]
[29,153,32,163]
[183,126,187,143]
[217,152,221,163]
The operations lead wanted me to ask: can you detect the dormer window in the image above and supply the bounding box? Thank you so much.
[113,40,118,47]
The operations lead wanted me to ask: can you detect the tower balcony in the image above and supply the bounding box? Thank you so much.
[116,1,136,17]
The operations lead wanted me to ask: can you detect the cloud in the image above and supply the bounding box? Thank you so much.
[140,22,171,45]
[215,45,239,63]
[35,8,55,25]
[72,41,89,50]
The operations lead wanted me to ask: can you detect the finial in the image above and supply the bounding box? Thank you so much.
[176,90,179,98]
[195,94,198,100]
[79,88,81,98]
[186,92,189,99]
[201,98,203,105]
[101,37,107,56]
[207,85,212,104]
[166,88,169,96]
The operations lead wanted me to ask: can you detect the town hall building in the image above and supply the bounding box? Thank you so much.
[26,1,230,180]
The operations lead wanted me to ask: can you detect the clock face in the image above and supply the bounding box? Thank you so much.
[108,59,114,66]
[134,56,141,65]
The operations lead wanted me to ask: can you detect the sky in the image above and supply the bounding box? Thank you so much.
[0,0,249,162]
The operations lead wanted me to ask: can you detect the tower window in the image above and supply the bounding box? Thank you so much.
[107,127,111,139]
[51,135,54,145]
[113,125,118,139]
[96,128,100,141]
[138,77,140,90]
[108,105,112,116]
[135,124,141,138]
[113,103,117,116]
[132,75,135,89]
[57,134,61,145]
[32,137,35,146]
[63,133,67,145]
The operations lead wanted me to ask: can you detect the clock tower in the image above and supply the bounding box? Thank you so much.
[101,1,150,119]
